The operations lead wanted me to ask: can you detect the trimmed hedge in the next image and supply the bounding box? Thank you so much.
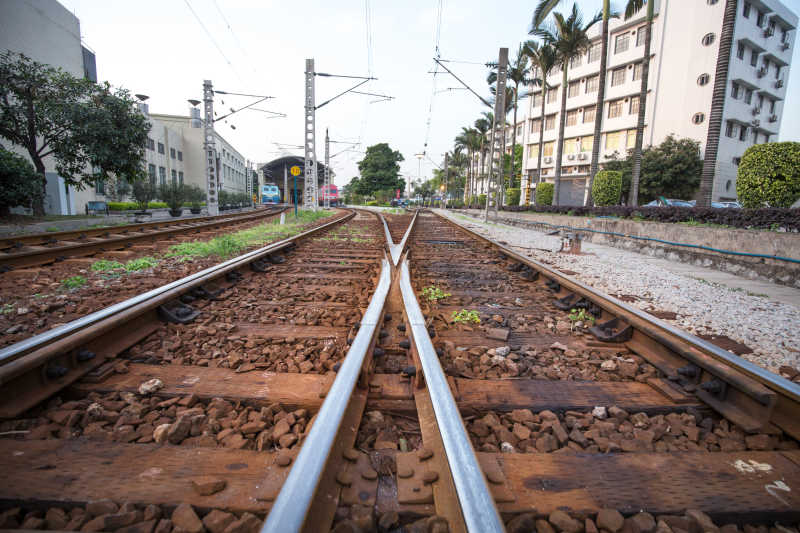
[498,205,800,231]
[506,188,521,206]
[536,183,554,206]
[108,201,168,211]
[737,142,800,208]
[591,170,622,206]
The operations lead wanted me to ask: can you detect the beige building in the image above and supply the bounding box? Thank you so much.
[519,0,796,205]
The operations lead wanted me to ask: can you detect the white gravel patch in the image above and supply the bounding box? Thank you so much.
[438,210,800,375]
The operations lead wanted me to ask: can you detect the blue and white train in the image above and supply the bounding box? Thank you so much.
[261,184,281,204]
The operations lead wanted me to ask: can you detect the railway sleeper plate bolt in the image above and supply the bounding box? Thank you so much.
[336,471,353,487]
[700,378,727,397]
[422,471,439,484]
[45,364,69,379]
[677,365,700,379]
[361,468,378,481]
[417,448,433,461]
[373,347,385,357]
[250,259,270,273]
[397,324,406,332]
[399,339,411,349]
[343,449,359,462]
[226,271,243,283]
[384,313,392,322]
[546,279,561,292]
[158,303,200,324]
[554,294,578,311]
[76,349,96,362]
[589,317,633,343]
[402,366,417,378]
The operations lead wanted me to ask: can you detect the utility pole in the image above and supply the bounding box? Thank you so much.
[203,80,219,216]
[304,59,318,210]
[324,129,331,209]
[443,152,449,209]
[283,165,288,204]
[484,48,508,222]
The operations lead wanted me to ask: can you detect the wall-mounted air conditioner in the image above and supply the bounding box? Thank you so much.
[567,154,575,160]
[775,79,784,88]
[544,157,553,163]
[578,153,587,160]
[769,114,778,122]
[763,27,774,38]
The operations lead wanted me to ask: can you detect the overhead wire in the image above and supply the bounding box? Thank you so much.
[421,0,445,158]
[211,0,258,79]
[183,0,242,82]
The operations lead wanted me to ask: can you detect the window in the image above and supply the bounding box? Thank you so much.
[583,105,596,123]
[580,136,593,152]
[157,142,165,154]
[95,179,105,195]
[585,74,599,93]
[627,129,637,149]
[543,141,555,157]
[530,118,542,133]
[737,42,745,59]
[545,114,556,130]
[744,87,753,104]
[781,28,788,43]
[565,138,579,155]
[158,166,166,185]
[179,171,184,184]
[775,65,781,80]
[769,98,776,114]
[731,82,740,99]
[169,148,175,159]
[568,81,580,98]
[608,100,624,118]
[756,11,764,28]
[636,26,648,47]
[702,33,715,46]
[692,112,705,124]
[588,43,601,62]
[739,125,748,141]
[750,49,758,66]
[611,67,626,86]
[570,54,582,68]
[725,121,735,137]
[743,2,751,18]
[630,96,640,115]
[148,164,156,184]
[147,137,155,150]
[605,131,623,150]
[764,134,770,143]
[171,169,177,183]
[532,92,542,107]
[633,62,643,81]
[752,129,759,144]
[547,89,558,103]
[516,125,522,137]
[177,151,183,161]
[615,33,630,54]
[566,109,578,126]
[529,144,539,158]
[697,73,710,86]
[758,94,764,109]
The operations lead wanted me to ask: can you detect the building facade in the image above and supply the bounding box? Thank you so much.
[0,0,98,214]
[519,0,796,205]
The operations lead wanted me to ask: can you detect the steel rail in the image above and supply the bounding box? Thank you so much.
[398,260,505,533]
[434,210,800,402]
[375,209,418,265]
[0,211,352,368]
[261,259,391,533]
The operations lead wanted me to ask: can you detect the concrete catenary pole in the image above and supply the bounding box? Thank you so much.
[443,151,449,209]
[304,59,318,210]
[484,48,508,222]
[203,80,219,216]
[324,128,331,209]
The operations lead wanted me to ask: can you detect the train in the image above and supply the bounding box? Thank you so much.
[261,184,281,204]
[320,184,339,207]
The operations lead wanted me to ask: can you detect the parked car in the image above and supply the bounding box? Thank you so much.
[644,197,695,207]
[711,201,742,208]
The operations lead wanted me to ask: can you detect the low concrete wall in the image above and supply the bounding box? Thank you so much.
[454,209,800,289]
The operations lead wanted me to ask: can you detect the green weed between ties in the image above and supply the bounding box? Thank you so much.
[452,309,480,324]
[61,275,87,289]
[90,259,124,272]
[422,286,451,302]
[166,210,332,259]
[124,257,159,271]
[568,308,595,326]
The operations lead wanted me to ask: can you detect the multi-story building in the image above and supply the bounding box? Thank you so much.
[135,104,187,190]
[0,0,97,214]
[519,0,796,205]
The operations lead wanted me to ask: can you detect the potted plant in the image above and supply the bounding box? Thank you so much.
[158,181,188,217]
[131,179,156,218]
[188,185,204,214]
[218,190,229,211]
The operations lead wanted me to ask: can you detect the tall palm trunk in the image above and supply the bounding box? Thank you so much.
[535,85,547,203]
[511,83,520,189]
[477,145,484,203]
[553,67,569,205]
[629,0,655,206]
[699,0,738,206]
[586,0,610,206]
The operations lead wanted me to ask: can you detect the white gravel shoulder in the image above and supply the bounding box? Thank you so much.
[436,209,800,375]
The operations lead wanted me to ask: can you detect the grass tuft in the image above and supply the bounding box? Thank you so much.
[124,256,159,271]
[91,259,124,272]
[61,275,87,289]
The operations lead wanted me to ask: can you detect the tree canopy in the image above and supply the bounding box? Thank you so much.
[0,51,150,214]
[355,143,405,196]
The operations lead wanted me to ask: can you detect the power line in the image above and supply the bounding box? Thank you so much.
[421,0,445,156]
[211,0,257,78]
[183,0,242,81]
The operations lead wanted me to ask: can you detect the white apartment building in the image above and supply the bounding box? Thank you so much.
[519,0,796,205]
[0,0,98,214]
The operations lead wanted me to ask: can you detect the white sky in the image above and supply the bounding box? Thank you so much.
[59,0,800,189]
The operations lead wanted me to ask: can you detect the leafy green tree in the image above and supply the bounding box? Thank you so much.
[522,41,557,204]
[737,142,800,208]
[604,135,702,203]
[356,143,405,196]
[131,179,156,212]
[591,170,623,206]
[536,182,554,205]
[0,51,150,215]
[0,146,43,216]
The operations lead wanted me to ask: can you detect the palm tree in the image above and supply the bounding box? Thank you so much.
[523,40,557,205]
[533,1,613,207]
[534,4,601,205]
[454,128,473,202]
[626,0,654,206]
[488,45,531,193]
[473,115,491,202]
[698,0,738,206]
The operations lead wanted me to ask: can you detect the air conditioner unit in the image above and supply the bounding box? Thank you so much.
[544,157,553,163]
[775,79,784,88]
[764,27,774,38]
[751,106,761,115]
[578,153,588,160]
[751,119,760,127]
[756,67,767,77]
[567,154,575,160]
[769,114,778,122]
[781,41,790,50]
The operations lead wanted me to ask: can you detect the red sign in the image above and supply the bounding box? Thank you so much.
[396,189,401,199]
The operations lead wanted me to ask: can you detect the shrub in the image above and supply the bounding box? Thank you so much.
[536,183,554,206]
[158,182,188,210]
[591,170,623,206]
[505,188,521,206]
[187,185,205,208]
[366,200,379,206]
[0,147,43,216]
[132,180,157,211]
[108,201,168,211]
[737,142,800,208]
[477,194,487,207]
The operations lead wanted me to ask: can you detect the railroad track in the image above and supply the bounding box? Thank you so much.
[0,207,286,270]
[0,208,798,533]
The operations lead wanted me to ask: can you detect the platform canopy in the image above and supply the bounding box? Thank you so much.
[260,156,330,186]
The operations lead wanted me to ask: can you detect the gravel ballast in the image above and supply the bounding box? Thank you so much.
[436,210,800,376]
